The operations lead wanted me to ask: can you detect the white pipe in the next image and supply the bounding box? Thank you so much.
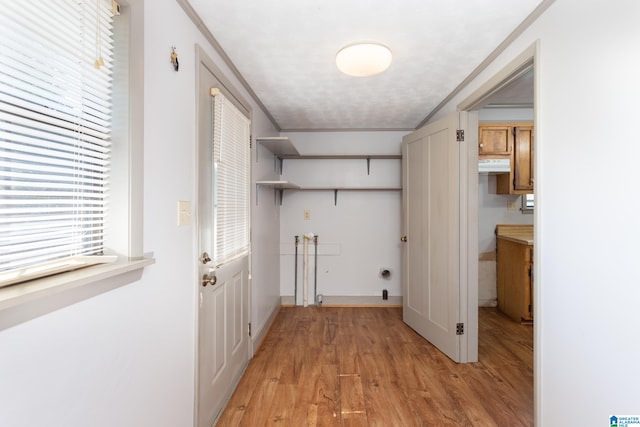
[303,236,309,307]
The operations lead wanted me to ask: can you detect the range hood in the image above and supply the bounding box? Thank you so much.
[478,158,510,173]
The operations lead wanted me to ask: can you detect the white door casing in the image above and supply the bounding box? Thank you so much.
[402,112,472,363]
[196,53,250,427]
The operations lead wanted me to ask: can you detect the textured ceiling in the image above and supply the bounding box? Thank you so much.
[187,0,542,130]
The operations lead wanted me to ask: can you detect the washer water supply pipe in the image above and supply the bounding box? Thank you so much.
[303,234,309,307]
[313,235,319,305]
[301,232,318,307]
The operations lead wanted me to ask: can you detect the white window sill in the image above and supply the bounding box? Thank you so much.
[0,255,155,330]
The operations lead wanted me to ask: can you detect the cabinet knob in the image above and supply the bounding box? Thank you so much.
[479,143,484,148]
[400,236,408,242]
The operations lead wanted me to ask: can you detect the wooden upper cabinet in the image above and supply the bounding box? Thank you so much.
[478,124,513,156]
[513,126,534,192]
[480,122,534,195]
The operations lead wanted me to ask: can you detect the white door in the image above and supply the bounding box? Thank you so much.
[402,112,462,362]
[197,59,250,427]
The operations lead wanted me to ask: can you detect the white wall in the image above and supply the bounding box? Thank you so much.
[478,107,534,122]
[433,0,640,424]
[279,131,407,303]
[252,126,282,338]
[0,1,280,426]
[477,175,533,254]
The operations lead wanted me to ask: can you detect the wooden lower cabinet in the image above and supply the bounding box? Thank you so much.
[497,235,534,323]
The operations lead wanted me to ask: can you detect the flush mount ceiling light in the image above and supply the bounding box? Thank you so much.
[336,42,392,77]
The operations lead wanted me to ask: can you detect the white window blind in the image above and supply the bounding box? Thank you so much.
[0,1,116,286]
[211,89,250,266]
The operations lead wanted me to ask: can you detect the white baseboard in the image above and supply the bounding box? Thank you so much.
[280,295,402,307]
[479,298,498,307]
[281,295,498,308]
[251,302,280,355]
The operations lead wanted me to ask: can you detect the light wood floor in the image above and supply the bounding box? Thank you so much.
[216,307,533,426]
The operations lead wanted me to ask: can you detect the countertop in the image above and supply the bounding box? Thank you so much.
[495,224,533,245]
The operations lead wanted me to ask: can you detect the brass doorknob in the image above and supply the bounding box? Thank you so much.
[400,236,407,242]
[202,273,217,287]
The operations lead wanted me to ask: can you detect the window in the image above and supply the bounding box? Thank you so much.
[521,193,534,213]
[211,89,250,266]
[0,0,150,323]
[0,1,122,287]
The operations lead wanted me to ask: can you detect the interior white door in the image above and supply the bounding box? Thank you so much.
[197,61,250,427]
[402,112,461,362]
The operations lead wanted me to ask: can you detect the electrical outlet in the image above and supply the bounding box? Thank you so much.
[304,210,311,220]
[507,200,518,212]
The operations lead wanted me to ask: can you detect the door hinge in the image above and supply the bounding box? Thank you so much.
[456,130,464,142]
[248,322,252,337]
[456,322,464,335]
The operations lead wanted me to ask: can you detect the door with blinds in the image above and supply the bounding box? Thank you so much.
[196,55,250,427]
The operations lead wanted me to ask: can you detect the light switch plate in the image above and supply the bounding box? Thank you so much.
[178,200,191,226]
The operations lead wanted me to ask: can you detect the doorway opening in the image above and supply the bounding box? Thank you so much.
[458,41,538,420]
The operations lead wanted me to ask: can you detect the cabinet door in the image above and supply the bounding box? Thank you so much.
[478,125,513,156]
[496,238,533,323]
[514,126,534,192]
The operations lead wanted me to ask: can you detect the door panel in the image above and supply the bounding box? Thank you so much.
[402,112,460,362]
[197,59,250,427]
[201,282,226,384]
[231,272,243,352]
[198,257,248,427]
[405,139,424,317]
